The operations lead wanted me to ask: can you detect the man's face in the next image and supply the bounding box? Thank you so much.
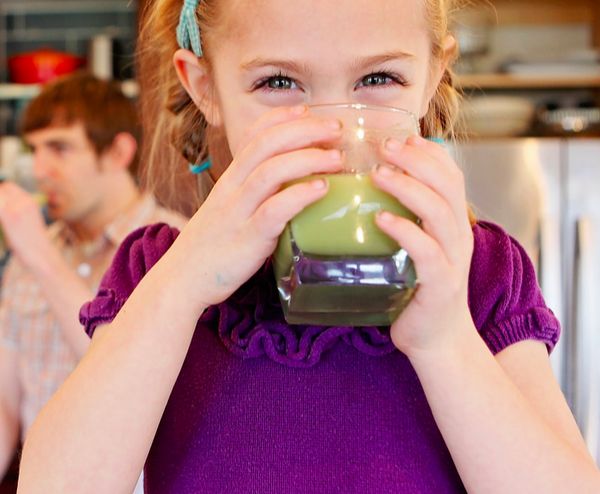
[24,122,107,223]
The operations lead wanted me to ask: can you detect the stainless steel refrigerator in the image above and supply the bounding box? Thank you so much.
[455,138,600,464]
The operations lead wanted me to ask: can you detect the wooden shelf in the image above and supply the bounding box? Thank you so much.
[0,83,40,100]
[471,0,600,49]
[457,73,600,90]
[0,80,139,100]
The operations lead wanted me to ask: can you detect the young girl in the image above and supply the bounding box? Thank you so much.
[18,0,600,492]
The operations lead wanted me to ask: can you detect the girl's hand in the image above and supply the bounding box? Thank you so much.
[371,135,475,358]
[174,105,344,310]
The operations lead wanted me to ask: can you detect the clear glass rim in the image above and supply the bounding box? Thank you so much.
[308,102,417,118]
[308,102,419,132]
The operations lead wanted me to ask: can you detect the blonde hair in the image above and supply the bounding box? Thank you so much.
[137,0,467,216]
[422,0,465,139]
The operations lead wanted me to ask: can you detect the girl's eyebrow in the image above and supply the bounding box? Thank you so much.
[241,51,416,74]
[350,52,416,71]
[240,58,313,75]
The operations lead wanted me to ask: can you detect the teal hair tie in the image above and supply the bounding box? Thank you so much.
[189,158,212,174]
[426,137,446,145]
[176,0,203,57]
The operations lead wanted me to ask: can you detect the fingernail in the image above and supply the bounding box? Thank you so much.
[377,211,393,222]
[327,119,342,131]
[385,138,402,152]
[329,149,342,162]
[291,104,307,115]
[376,164,394,177]
[408,135,426,146]
[311,179,327,190]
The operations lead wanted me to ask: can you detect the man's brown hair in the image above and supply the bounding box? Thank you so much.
[20,71,141,176]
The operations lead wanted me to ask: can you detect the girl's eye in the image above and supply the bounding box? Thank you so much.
[256,75,299,91]
[357,72,406,88]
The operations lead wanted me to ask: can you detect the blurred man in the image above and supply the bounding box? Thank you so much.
[0,72,187,482]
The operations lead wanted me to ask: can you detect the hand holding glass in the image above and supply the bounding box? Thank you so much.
[273,103,420,326]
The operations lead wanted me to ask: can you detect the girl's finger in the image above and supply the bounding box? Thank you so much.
[227,115,342,187]
[236,105,308,151]
[237,148,343,217]
[371,165,463,264]
[374,212,450,286]
[381,137,471,233]
[248,179,329,239]
[409,135,455,168]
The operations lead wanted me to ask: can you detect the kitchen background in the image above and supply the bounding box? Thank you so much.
[0,0,599,488]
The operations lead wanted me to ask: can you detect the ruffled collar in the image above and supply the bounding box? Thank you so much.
[199,261,396,368]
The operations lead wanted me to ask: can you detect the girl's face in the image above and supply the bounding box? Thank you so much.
[189,0,447,160]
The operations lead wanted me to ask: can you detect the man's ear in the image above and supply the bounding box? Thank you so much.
[102,132,137,172]
[420,35,458,118]
[173,48,222,127]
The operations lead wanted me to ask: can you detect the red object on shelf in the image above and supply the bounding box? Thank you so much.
[8,48,86,84]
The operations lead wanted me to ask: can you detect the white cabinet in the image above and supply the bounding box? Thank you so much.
[457,137,600,465]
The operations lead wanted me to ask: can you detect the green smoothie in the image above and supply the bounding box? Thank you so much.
[290,173,417,256]
[273,173,418,326]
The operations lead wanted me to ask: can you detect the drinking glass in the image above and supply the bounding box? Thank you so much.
[273,103,420,326]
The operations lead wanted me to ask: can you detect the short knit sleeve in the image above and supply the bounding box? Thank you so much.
[469,221,560,355]
[79,223,180,337]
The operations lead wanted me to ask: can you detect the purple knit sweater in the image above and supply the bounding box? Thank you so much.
[80,221,560,494]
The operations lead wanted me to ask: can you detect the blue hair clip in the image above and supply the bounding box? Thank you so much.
[176,0,203,57]
[189,158,212,174]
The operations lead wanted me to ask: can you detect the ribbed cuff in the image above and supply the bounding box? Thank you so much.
[481,307,561,355]
[79,288,127,338]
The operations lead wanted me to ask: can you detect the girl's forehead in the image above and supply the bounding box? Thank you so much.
[219,0,429,56]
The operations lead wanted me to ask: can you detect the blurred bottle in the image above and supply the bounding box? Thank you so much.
[89,33,113,80]
[0,136,23,179]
